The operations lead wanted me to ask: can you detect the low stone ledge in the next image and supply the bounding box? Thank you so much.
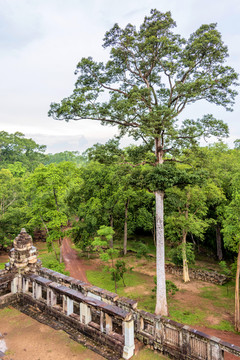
[165,263,230,285]
[117,297,138,310]
[0,293,18,308]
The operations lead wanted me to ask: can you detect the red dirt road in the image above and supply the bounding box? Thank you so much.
[62,237,89,283]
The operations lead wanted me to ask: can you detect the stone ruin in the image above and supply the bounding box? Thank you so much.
[6,228,42,273]
[0,229,240,360]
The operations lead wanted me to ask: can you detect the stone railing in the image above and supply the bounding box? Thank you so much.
[165,263,230,285]
[1,266,240,359]
[0,227,239,360]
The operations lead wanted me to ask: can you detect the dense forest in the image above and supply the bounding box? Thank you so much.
[1,130,240,280]
[2,129,240,330]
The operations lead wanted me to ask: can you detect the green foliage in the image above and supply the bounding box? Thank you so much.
[83,138,123,165]
[0,131,46,171]
[169,243,195,266]
[153,276,179,296]
[166,280,179,296]
[43,150,84,165]
[219,261,232,277]
[136,242,149,258]
[86,268,144,295]
[115,259,129,286]
[39,251,69,275]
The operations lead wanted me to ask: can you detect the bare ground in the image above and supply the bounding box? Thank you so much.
[0,307,104,360]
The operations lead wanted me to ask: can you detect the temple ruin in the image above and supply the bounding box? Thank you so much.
[0,229,240,360]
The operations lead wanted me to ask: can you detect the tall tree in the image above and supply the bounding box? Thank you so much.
[26,162,77,262]
[222,189,240,331]
[0,131,46,170]
[49,10,238,315]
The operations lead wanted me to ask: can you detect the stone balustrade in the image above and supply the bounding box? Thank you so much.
[0,229,240,360]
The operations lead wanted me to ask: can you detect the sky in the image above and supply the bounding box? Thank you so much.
[0,0,239,154]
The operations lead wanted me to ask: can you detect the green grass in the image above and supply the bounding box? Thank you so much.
[86,268,145,296]
[133,348,169,359]
[39,251,69,276]
[169,306,206,326]
[0,262,5,270]
[211,320,235,332]
[200,284,235,310]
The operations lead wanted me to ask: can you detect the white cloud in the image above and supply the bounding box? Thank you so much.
[0,0,239,153]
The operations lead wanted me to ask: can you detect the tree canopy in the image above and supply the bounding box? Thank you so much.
[49,9,238,316]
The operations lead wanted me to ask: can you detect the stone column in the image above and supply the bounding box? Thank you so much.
[63,295,67,314]
[11,276,18,294]
[36,283,42,300]
[47,289,56,306]
[123,319,135,360]
[22,278,29,293]
[105,313,112,335]
[47,288,51,306]
[80,303,91,325]
[209,339,224,360]
[32,281,37,298]
[66,297,73,316]
[100,311,105,332]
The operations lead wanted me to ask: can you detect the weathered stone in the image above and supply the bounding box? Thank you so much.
[7,229,42,273]
[165,263,230,285]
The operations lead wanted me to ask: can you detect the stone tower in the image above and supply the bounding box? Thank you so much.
[6,228,42,273]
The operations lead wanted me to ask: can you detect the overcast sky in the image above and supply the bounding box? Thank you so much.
[0,0,239,153]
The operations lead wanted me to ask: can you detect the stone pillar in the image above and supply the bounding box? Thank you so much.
[47,289,56,306]
[66,297,73,316]
[100,311,104,332]
[105,313,113,335]
[22,278,29,293]
[80,302,91,325]
[123,320,135,360]
[36,283,42,300]
[32,281,37,298]
[11,276,18,294]
[63,295,67,314]
[47,288,51,306]
[209,339,224,360]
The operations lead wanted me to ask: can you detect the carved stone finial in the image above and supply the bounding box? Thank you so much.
[7,229,42,273]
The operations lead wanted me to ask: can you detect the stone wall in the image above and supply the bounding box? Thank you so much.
[1,267,240,359]
[165,263,230,285]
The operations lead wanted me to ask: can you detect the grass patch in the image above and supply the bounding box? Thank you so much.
[86,268,147,296]
[138,295,156,313]
[0,262,5,270]
[169,306,206,326]
[39,251,69,276]
[0,307,19,318]
[133,348,169,359]
[200,285,235,310]
[211,320,235,332]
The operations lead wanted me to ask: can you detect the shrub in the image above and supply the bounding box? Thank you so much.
[169,243,195,266]
[136,242,149,258]
[152,276,179,296]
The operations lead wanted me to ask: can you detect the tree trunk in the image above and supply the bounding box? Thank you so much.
[235,243,240,331]
[59,238,63,263]
[123,198,129,256]
[216,223,223,261]
[153,214,156,246]
[109,215,114,248]
[155,190,168,316]
[154,137,168,316]
[182,231,190,282]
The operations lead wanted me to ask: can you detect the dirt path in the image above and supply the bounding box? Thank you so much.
[62,237,91,283]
